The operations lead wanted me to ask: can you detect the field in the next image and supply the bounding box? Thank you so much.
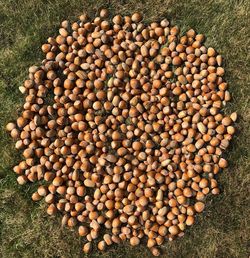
[0,0,249,257]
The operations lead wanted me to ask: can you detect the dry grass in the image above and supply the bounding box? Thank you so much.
[0,0,249,257]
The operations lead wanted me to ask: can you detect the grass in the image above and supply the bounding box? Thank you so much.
[0,0,249,257]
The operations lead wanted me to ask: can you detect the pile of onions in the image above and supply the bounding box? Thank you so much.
[6,9,236,256]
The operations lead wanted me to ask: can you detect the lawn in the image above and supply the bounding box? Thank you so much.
[0,0,249,257]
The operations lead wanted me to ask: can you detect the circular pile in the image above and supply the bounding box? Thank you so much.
[6,9,237,256]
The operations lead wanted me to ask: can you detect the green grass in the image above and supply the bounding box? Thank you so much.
[0,0,249,257]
